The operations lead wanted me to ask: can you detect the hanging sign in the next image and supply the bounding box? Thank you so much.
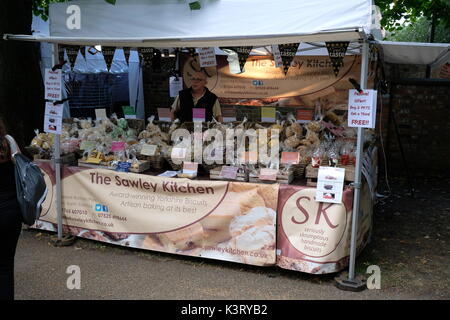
[220,46,253,73]
[44,68,62,101]
[65,45,80,71]
[102,46,116,71]
[197,47,217,68]
[123,47,131,66]
[43,102,63,135]
[278,43,300,75]
[169,76,183,98]
[325,42,349,77]
[348,89,377,129]
[138,47,154,68]
[315,166,345,203]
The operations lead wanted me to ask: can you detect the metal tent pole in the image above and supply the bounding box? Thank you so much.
[336,40,369,291]
[51,43,64,241]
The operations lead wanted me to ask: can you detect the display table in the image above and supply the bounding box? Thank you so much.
[33,161,373,274]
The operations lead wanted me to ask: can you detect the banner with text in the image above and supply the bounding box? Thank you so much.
[34,163,278,266]
[276,184,372,274]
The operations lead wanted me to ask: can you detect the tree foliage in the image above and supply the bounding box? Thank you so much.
[386,16,450,43]
[375,0,450,32]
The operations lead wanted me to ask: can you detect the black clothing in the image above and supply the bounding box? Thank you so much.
[176,87,217,122]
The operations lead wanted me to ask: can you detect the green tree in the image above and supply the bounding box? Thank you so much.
[376,0,450,42]
[386,16,450,43]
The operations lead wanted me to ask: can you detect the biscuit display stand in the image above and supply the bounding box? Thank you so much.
[6,0,405,288]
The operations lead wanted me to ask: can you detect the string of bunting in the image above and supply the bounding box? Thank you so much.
[325,41,349,77]
[101,46,116,71]
[65,45,81,71]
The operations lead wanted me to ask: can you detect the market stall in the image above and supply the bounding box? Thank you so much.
[5,0,381,282]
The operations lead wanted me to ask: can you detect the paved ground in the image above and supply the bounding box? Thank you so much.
[13,177,449,300]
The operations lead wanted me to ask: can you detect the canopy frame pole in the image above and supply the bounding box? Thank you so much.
[336,39,369,292]
[51,43,63,241]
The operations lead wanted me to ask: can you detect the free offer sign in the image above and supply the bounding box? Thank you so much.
[348,89,377,129]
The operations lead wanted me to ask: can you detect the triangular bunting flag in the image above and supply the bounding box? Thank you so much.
[79,46,86,61]
[325,42,349,77]
[138,47,154,68]
[102,46,116,71]
[57,45,66,65]
[187,47,197,57]
[278,43,300,75]
[65,45,80,71]
[123,47,131,66]
[220,46,253,73]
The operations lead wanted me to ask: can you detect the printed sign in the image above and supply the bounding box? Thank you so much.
[182,162,198,175]
[141,144,157,156]
[157,108,172,122]
[259,168,278,181]
[315,166,345,204]
[221,106,237,122]
[111,141,126,152]
[192,108,206,122]
[116,161,131,173]
[261,107,276,123]
[44,68,62,101]
[122,106,136,119]
[44,115,62,135]
[197,47,217,68]
[95,108,107,120]
[169,76,183,98]
[281,152,300,165]
[35,163,279,267]
[296,109,314,123]
[348,89,377,129]
[219,166,238,180]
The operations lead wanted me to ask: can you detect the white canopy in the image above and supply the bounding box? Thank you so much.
[376,41,450,66]
[6,0,376,47]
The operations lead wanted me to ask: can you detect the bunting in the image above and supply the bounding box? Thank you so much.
[123,47,131,66]
[278,43,300,75]
[65,45,80,71]
[325,42,349,77]
[138,47,154,68]
[79,46,86,61]
[102,46,116,72]
[220,46,253,73]
[57,45,66,64]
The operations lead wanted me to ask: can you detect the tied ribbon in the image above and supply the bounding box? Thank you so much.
[102,46,116,71]
[278,43,300,75]
[326,42,349,77]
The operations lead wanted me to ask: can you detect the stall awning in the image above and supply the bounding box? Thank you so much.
[4,0,376,47]
[376,41,450,66]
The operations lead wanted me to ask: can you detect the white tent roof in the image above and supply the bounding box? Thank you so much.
[376,41,450,66]
[6,0,376,47]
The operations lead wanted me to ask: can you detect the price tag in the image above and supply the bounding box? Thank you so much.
[95,108,107,120]
[116,161,131,172]
[261,107,276,123]
[296,109,314,123]
[219,166,238,179]
[111,141,126,152]
[193,108,206,122]
[122,106,137,119]
[171,147,187,159]
[183,162,198,175]
[259,168,278,181]
[157,108,172,122]
[239,151,258,164]
[281,152,300,165]
[141,144,157,156]
[80,141,96,151]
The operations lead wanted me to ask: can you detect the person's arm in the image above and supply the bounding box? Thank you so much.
[213,99,223,122]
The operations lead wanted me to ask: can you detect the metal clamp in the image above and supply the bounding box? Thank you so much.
[349,182,362,189]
